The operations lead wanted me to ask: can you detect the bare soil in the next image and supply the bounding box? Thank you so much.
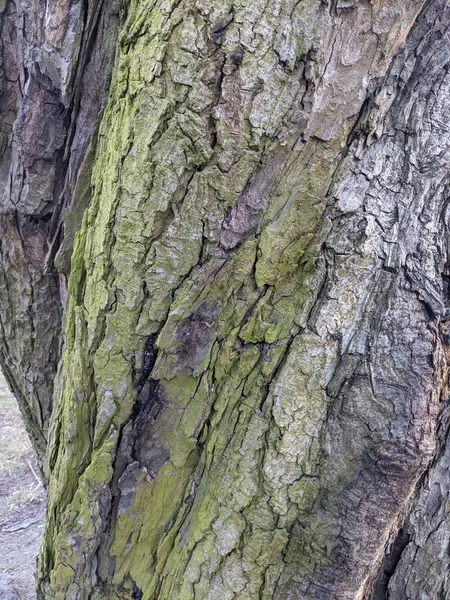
[0,373,46,600]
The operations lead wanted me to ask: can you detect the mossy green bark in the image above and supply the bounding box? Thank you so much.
[38,1,435,599]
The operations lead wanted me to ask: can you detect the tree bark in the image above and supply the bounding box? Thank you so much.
[0,0,118,471]
[2,0,450,598]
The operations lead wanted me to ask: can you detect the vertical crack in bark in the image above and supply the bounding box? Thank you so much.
[370,528,411,600]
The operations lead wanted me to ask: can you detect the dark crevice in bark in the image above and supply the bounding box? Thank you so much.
[370,528,411,600]
[48,0,119,267]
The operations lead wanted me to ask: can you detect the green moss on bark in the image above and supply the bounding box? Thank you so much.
[38,0,430,598]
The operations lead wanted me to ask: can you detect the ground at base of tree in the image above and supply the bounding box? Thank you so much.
[0,374,45,600]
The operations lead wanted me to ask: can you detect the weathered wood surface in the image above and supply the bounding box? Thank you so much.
[1,0,450,598]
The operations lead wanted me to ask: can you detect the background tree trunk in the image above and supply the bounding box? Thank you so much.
[1,0,450,598]
[0,0,118,471]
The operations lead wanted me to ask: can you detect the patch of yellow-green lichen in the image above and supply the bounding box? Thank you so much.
[40,0,362,597]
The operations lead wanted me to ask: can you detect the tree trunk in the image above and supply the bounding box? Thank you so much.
[0,0,118,471]
[2,0,450,598]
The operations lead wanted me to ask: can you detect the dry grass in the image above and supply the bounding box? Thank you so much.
[0,487,42,519]
[0,374,33,477]
[0,370,46,600]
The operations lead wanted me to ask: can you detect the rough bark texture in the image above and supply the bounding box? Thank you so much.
[0,0,118,469]
[2,0,450,598]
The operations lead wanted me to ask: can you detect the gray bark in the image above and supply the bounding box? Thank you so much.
[1,0,450,598]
